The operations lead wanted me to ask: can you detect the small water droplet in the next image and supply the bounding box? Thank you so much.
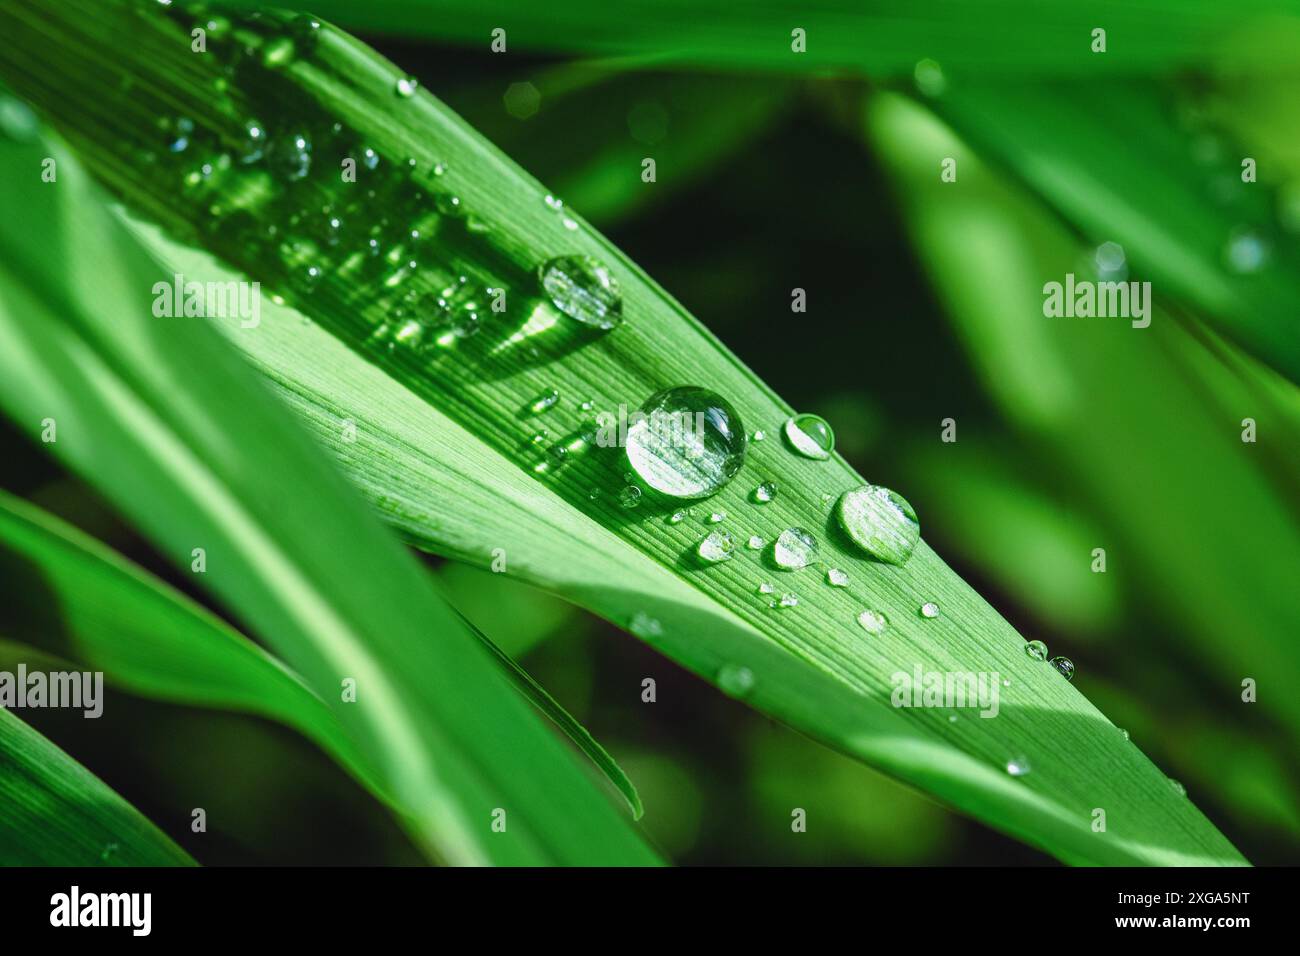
[747,535,765,550]
[752,429,765,442]
[836,485,920,565]
[856,609,888,634]
[1049,656,1075,681]
[717,663,755,698]
[919,602,940,619]
[783,414,835,460]
[528,387,560,414]
[697,530,736,563]
[1025,640,1049,662]
[758,582,775,594]
[1005,756,1031,777]
[753,480,777,503]
[628,611,662,637]
[1118,727,1130,741]
[618,485,642,509]
[529,430,549,445]
[433,161,448,176]
[708,511,727,523]
[396,75,419,97]
[826,568,849,587]
[1169,778,1186,797]
[269,132,311,180]
[580,399,595,412]
[775,593,799,609]
[914,58,947,96]
[668,509,689,524]
[772,528,818,570]
[1225,228,1270,273]
[625,388,746,498]
[538,254,623,329]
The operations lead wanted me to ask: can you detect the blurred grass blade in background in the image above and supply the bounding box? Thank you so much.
[0,708,195,866]
[0,0,1256,863]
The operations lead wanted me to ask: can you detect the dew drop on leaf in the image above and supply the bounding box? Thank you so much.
[772,527,817,570]
[1050,656,1075,681]
[856,609,888,634]
[783,414,834,460]
[624,387,746,499]
[537,254,623,329]
[697,530,735,563]
[835,485,920,565]
[1025,640,1049,662]
[919,602,940,619]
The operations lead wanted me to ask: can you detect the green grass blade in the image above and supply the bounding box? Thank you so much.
[0,0,1248,865]
[0,135,659,866]
[0,708,195,866]
[226,0,1300,77]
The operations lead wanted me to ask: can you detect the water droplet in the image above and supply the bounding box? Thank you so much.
[773,527,818,570]
[758,582,775,594]
[269,132,311,180]
[433,161,448,176]
[856,609,888,634]
[538,255,623,329]
[528,387,560,414]
[396,75,419,97]
[783,414,835,460]
[914,58,947,96]
[260,36,295,68]
[0,96,38,142]
[580,399,595,412]
[753,480,777,503]
[697,530,736,563]
[624,387,747,499]
[708,511,727,523]
[668,509,689,524]
[1168,778,1186,797]
[826,568,849,587]
[919,602,940,619]
[1118,727,1130,741]
[628,611,662,637]
[1049,656,1075,681]
[164,116,194,153]
[775,593,799,609]
[1225,228,1269,273]
[1005,756,1031,777]
[752,429,765,442]
[747,535,765,550]
[1025,640,1049,662]
[717,663,755,698]
[1094,241,1127,280]
[618,485,642,509]
[836,485,920,565]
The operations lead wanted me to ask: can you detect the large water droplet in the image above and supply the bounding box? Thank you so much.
[538,255,623,329]
[697,530,736,563]
[835,485,920,565]
[772,527,818,570]
[783,414,834,460]
[624,386,747,499]
[717,663,755,699]
[826,568,849,587]
[1025,640,1049,662]
[753,480,777,503]
[1050,656,1075,681]
[856,609,888,634]
[919,602,940,619]
[618,485,642,509]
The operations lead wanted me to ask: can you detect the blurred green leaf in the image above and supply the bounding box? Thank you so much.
[231,0,1300,77]
[0,708,194,865]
